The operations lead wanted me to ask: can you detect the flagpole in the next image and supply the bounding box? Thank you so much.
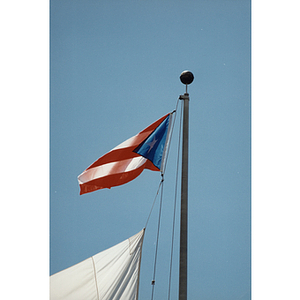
[179,70,194,300]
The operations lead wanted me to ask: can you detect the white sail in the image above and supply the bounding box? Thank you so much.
[50,229,145,300]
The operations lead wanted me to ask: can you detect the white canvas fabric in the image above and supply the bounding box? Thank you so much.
[50,229,145,300]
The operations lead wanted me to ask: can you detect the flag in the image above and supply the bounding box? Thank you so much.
[78,113,172,195]
[50,229,145,300]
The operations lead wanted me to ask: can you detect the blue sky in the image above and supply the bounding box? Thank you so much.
[2,0,300,299]
[50,1,250,299]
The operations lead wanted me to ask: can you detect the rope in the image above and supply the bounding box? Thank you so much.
[144,179,163,229]
[145,98,181,300]
[91,256,100,300]
[150,174,164,300]
[167,99,183,300]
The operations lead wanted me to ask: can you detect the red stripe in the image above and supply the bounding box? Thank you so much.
[79,160,159,195]
[134,113,169,134]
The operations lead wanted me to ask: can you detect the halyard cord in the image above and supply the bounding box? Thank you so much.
[143,98,182,300]
[150,175,164,300]
[91,256,100,300]
[135,229,145,300]
[144,179,163,229]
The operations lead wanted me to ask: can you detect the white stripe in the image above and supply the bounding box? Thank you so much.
[112,135,137,151]
[78,157,147,184]
[112,131,151,151]
[124,156,147,171]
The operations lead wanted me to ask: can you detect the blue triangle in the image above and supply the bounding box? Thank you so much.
[134,115,170,169]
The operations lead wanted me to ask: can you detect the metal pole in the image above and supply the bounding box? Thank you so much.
[179,92,189,300]
[179,71,193,300]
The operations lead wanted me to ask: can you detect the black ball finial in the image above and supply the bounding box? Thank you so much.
[180,70,194,85]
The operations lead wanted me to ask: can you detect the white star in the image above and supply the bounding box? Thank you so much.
[146,136,158,153]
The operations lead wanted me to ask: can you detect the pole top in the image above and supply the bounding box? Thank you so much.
[180,70,194,85]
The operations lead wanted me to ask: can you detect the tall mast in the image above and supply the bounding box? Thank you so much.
[179,70,194,300]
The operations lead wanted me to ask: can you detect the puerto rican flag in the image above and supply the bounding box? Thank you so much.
[78,113,172,195]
